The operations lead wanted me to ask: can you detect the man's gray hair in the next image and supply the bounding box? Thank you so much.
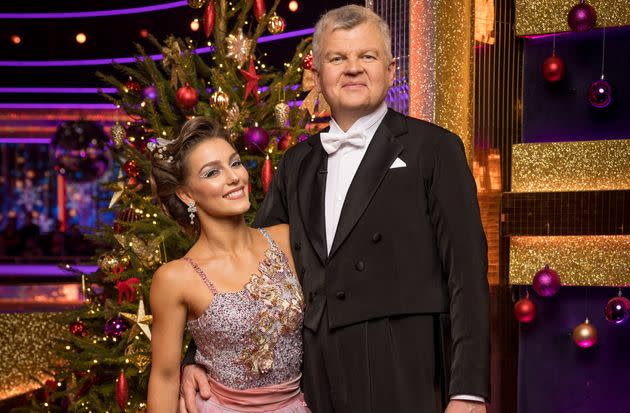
[312,5,393,70]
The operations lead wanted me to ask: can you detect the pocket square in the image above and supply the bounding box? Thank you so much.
[390,157,407,169]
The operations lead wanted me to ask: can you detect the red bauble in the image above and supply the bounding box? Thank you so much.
[123,160,140,178]
[203,1,215,38]
[69,320,88,337]
[514,297,536,323]
[542,54,566,83]
[302,52,313,70]
[253,0,266,21]
[124,79,142,93]
[261,156,273,193]
[44,379,57,399]
[277,133,292,151]
[115,370,129,410]
[176,83,199,110]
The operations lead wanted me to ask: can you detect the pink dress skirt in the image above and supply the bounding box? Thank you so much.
[195,375,311,413]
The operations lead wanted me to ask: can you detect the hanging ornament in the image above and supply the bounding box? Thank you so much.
[572,318,598,348]
[120,298,153,340]
[532,264,561,297]
[211,89,230,110]
[277,132,292,151]
[143,85,157,102]
[203,1,215,38]
[114,207,141,233]
[176,83,199,110]
[110,122,126,149]
[226,29,253,68]
[604,290,630,324]
[302,51,313,70]
[69,319,88,337]
[542,35,565,83]
[114,233,163,267]
[104,316,129,339]
[261,156,273,193]
[274,101,291,126]
[97,252,130,275]
[188,0,206,8]
[123,160,140,178]
[588,78,612,108]
[514,292,536,323]
[267,13,286,34]
[243,126,269,154]
[124,78,142,93]
[116,370,129,410]
[116,277,141,304]
[568,0,597,32]
[253,0,266,21]
[240,58,261,103]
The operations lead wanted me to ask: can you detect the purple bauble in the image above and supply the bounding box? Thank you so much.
[104,316,129,338]
[297,134,309,143]
[567,1,596,32]
[532,264,561,297]
[604,295,630,324]
[243,126,270,154]
[143,85,157,101]
[588,79,612,108]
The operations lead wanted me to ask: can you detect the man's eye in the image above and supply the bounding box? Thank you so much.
[330,56,343,63]
[363,55,376,60]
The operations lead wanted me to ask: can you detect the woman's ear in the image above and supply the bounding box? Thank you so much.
[175,187,193,206]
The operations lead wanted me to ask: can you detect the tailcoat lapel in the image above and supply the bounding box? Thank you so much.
[328,110,406,258]
[297,134,329,265]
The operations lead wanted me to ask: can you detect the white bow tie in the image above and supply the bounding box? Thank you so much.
[320,130,366,155]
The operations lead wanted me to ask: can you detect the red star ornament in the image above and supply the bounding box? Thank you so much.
[240,58,260,103]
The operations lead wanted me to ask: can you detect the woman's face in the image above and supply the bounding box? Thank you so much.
[181,138,250,219]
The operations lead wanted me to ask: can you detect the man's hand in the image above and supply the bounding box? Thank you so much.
[444,400,487,413]
[178,364,211,413]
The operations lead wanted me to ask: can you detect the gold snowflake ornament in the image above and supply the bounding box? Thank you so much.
[225,29,253,68]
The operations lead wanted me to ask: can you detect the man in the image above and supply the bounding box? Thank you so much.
[181,5,489,412]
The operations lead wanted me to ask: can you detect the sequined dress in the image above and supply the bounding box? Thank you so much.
[184,228,310,413]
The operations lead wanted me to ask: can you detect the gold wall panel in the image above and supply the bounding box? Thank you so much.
[515,0,630,36]
[509,235,630,286]
[511,139,630,192]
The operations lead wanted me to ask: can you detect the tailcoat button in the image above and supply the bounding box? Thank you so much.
[372,233,382,243]
[336,291,346,300]
[355,261,365,271]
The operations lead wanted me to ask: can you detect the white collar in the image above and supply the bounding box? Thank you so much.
[328,101,388,136]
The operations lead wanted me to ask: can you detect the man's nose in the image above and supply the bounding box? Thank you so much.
[344,57,364,74]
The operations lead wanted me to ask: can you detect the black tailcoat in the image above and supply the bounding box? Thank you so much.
[253,109,490,412]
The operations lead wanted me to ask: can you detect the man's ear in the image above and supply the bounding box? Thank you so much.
[175,187,193,206]
[386,59,396,87]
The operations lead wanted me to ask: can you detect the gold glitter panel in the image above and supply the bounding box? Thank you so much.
[509,235,630,286]
[0,313,64,400]
[409,0,436,123]
[511,139,630,192]
[435,0,475,161]
[515,0,630,36]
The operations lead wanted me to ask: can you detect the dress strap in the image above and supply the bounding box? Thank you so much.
[258,227,278,249]
[181,257,218,295]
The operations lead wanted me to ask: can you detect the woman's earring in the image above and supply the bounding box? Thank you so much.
[187,202,197,225]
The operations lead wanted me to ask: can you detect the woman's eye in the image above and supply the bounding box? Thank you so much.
[203,169,219,178]
[231,160,243,168]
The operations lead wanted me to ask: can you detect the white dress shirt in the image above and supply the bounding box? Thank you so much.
[321,103,485,405]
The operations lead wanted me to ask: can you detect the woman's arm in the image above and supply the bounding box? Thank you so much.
[148,263,188,412]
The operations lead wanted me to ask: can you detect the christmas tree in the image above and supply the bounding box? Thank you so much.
[19,0,327,411]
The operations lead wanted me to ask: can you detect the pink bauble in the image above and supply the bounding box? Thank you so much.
[588,79,612,108]
[567,1,597,32]
[243,127,269,154]
[514,297,536,323]
[572,319,598,348]
[532,264,561,297]
[542,55,566,82]
[604,295,630,324]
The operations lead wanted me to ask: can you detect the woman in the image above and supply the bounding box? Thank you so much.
[148,117,310,413]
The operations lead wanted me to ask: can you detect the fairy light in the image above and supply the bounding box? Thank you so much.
[190,19,200,31]
[288,1,299,12]
[76,33,87,44]
[11,34,21,44]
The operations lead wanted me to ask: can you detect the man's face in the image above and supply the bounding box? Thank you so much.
[313,22,395,126]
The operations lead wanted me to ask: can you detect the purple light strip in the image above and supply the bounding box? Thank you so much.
[0,87,117,94]
[0,264,98,276]
[0,103,118,109]
[0,28,315,67]
[0,137,52,144]
[0,1,187,19]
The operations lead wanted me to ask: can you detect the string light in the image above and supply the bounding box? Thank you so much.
[11,34,21,44]
[288,1,299,12]
[139,29,149,38]
[190,18,200,32]
[76,33,87,44]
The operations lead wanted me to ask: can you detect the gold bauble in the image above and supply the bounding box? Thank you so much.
[187,0,206,9]
[211,90,230,110]
[267,13,286,34]
[97,252,130,275]
[274,101,290,126]
[110,122,126,148]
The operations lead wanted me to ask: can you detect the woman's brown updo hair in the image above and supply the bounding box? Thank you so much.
[150,116,231,236]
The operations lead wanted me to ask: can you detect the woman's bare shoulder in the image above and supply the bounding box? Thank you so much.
[151,258,194,292]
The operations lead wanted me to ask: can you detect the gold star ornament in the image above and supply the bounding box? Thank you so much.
[120,299,153,340]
